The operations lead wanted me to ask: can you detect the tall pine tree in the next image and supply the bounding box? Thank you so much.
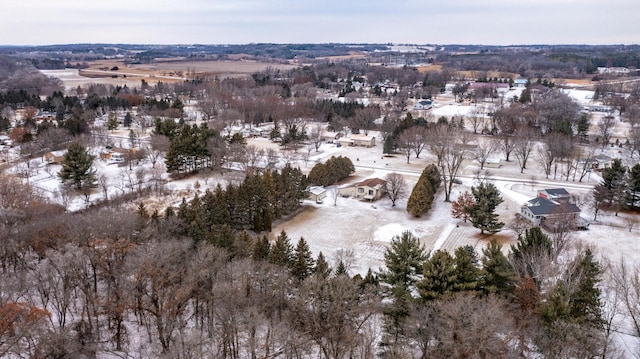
[58,143,97,191]
[291,237,315,282]
[481,238,517,296]
[466,182,504,234]
[314,252,332,278]
[380,231,428,293]
[269,230,294,267]
[453,245,482,293]
[418,250,457,301]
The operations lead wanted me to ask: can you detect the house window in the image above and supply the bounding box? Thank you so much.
[358,188,364,193]
[368,190,374,195]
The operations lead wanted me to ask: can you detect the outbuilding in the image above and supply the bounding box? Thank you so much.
[308,186,327,204]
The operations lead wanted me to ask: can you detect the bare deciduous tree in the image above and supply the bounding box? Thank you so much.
[573,145,596,182]
[598,115,616,149]
[384,172,408,207]
[308,124,323,152]
[474,139,496,170]
[497,133,517,162]
[428,125,469,202]
[329,185,340,206]
[148,135,170,169]
[536,143,554,179]
[514,127,535,174]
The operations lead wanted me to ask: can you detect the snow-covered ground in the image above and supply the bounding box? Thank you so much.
[8,82,640,356]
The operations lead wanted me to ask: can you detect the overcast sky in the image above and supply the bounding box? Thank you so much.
[3,0,639,45]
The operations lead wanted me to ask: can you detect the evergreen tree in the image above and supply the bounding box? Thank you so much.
[291,237,315,282]
[628,163,640,209]
[424,163,442,189]
[252,235,271,261]
[379,231,426,345]
[269,230,293,267]
[58,143,97,191]
[233,231,254,259]
[600,159,626,197]
[509,227,553,282]
[383,135,397,155]
[594,159,628,215]
[481,238,517,296]
[334,260,348,276]
[539,282,573,325]
[406,165,440,217]
[568,248,603,326]
[466,182,504,234]
[382,284,412,342]
[379,231,427,293]
[106,112,119,131]
[307,156,354,186]
[209,224,235,254]
[418,250,457,301]
[362,268,379,289]
[577,114,590,143]
[314,252,332,278]
[519,87,531,104]
[453,245,481,292]
[124,112,133,127]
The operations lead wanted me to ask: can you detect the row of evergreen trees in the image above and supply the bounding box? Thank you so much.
[380,228,603,353]
[307,155,355,186]
[406,164,441,216]
[177,164,307,234]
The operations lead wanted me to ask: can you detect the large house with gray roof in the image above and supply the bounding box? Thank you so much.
[520,188,585,230]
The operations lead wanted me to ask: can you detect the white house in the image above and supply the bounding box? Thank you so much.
[413,99,434,110]
[520,188,583,229]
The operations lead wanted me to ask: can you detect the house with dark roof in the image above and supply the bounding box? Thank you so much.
[520,188,583,229]
[339,177,387,201]
[413,99,433,110]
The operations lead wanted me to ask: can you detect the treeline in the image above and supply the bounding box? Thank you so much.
[307,155,355,186]
[313,99,365,124]
[176,164,307,233]
[406,164,441,217]
[0,169,632,358]
[378,228,605,357]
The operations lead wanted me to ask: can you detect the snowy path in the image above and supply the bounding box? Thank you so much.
[432,223,456,251]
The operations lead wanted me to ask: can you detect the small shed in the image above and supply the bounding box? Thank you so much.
[308,186,327,203]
